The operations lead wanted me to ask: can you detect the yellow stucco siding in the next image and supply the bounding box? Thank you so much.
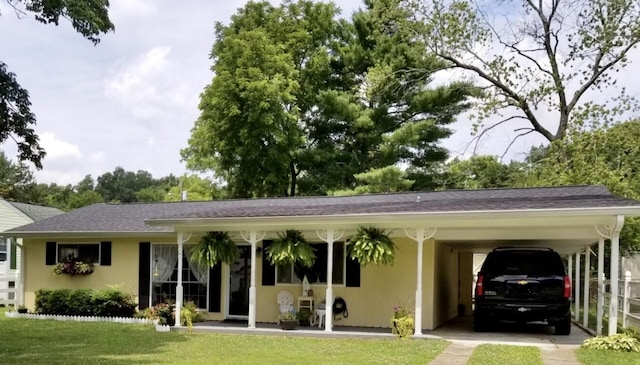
[23,238,158,310]
[22,236,440,329]
[432,241,459,328]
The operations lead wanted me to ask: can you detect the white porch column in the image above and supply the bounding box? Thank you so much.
[608,216,624,335]
[597,237,605,335]
[16,239,25,306]
[176,232,185,327]
[583,245,591,328]
[241,231,266,329]
[405,227,437,336]
[568,255,573,295]
[575,251,581,321]
[316,229,344,332]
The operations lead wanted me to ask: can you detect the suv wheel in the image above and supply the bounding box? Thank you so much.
[554,315,571,335]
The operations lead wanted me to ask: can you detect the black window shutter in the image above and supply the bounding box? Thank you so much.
[208,264,222,312]
[45,242,57,265]
[345,257,361,287]
[261,240,275,286]
[100,241,112,266]
[138,242,151,309]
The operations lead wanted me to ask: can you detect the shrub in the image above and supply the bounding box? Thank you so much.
[35,287,137,317]
[92,285,136,317]
[156,303,175,326]
[582,333,640,352]
[181,301,204,332]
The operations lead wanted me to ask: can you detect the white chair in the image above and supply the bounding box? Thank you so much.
[277,290,294,318]
[315,302,326,328]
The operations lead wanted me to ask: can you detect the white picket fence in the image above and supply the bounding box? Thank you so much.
[4,311,157,325]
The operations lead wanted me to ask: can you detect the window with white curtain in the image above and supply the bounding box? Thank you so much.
[276,242,345,285]
[151,244,208,309]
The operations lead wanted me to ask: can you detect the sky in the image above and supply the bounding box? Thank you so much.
[0,0,637,186]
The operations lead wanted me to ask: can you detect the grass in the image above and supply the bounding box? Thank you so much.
[467,344,543,365]
[0,309,448,365]
[576,348,640,365]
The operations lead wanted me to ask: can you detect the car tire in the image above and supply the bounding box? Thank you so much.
[555,315,571,335]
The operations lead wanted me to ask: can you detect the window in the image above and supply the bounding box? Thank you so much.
[0,241,6,262]
[57,243,100,264]
[151,245,208,309]
[276,242,345,285]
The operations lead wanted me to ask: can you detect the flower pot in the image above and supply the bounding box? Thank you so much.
[280,320,297,330]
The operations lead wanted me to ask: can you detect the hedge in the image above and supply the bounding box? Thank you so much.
[35,287,137,317]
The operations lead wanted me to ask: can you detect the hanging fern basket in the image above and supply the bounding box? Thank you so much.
[191,231,238,267]
[347,226,396,266]
[267,230,316,268]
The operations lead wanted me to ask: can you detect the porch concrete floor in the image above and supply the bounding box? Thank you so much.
[190,316,591,348]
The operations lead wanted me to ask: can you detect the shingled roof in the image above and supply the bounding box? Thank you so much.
[8,201,64,222]
[6,185,640,234]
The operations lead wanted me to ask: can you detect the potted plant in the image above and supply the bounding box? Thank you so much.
[297,308,311,326]
[279,309,298,330]
[391,304,414,339]
[191,231,238,267]
[267,230,316,268]
[347,226,396,266]
[52,254,95,275]
[156,303,175,326]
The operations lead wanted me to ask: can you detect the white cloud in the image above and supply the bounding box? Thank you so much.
[39,132,81,159]
[109,0,157,18]
[103,46,180,119]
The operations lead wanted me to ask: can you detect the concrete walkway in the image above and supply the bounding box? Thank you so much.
[429,341,580,365]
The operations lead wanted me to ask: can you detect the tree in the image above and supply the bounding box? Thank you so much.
[440,155,515,189]
[298,1,476,194]
[96,167,157,203]
[516,120,640,256]
[0,0,114,168]
[0,151,37,201]
[164,174,223,201]
[377,0,640,150]
[183,0,341,198]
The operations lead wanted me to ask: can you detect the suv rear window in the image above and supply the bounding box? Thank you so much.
[482,250,565,276]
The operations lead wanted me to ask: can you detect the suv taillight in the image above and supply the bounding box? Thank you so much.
[564,276,571,299]
[476,275,484,297]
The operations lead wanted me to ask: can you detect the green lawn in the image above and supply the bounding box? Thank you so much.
[0,310,448,365]
[576,348,640,365]
[467,344,543,365]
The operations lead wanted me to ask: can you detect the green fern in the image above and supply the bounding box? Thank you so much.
[347,226,396,266]
[191,231,238,267]
[267,230,316,267]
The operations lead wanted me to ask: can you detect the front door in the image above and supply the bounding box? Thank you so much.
[227,246,251,318]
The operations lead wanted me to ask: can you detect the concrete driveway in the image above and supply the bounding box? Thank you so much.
[424,316,590,348]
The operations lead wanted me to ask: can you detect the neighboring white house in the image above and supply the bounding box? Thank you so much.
[0,199,63,306]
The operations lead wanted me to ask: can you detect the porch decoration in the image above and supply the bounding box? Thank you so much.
[52,254,95,275]
[279,309,298,330]
[391,304,414,339]
[267,230,316,267]
[347,226,396,266]
[191,231,238,267]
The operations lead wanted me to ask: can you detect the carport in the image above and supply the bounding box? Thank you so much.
[434,203,630,336]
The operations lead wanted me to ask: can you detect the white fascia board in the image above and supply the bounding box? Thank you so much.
[146,206,640,231]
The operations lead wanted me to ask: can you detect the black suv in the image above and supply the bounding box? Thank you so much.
[474,247,572,335]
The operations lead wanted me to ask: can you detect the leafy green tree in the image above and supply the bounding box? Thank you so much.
[0,151,37,201]
[440,155,514,190]
[516,120,640,256]
[67,190,103,210]
[183,0,341,198]
[1,0,114,168]
[95,167,157,203]
[375,0,640,148]
[332,166,414,196]
[164,174,223,201]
